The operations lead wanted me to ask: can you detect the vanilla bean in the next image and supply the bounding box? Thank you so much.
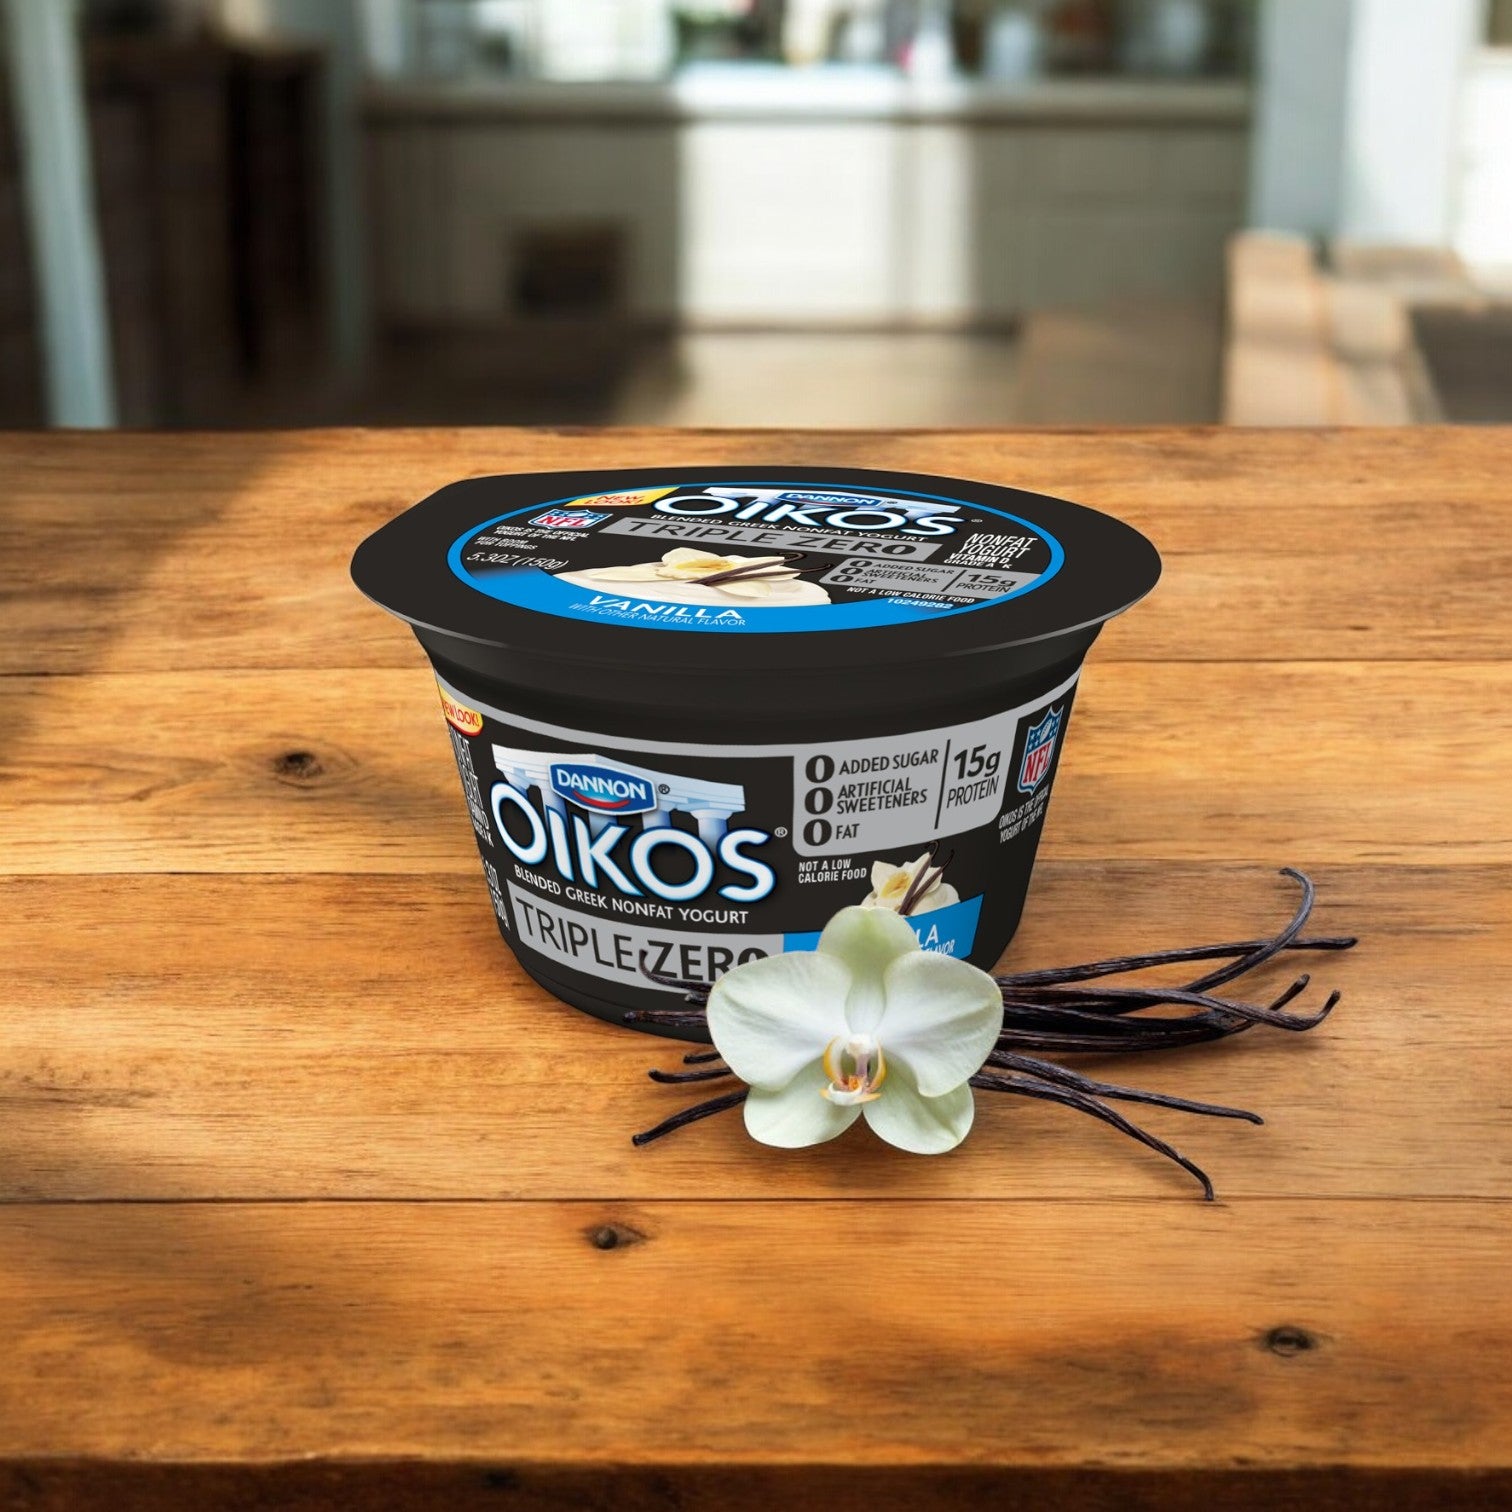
[628,977,1338,1043]
[693,564,797,587]
[693,552,814,588]
[998,981,1305,1021]
[996,997,1235,1031]
[648,1065,734,1084]
[1183,868,1322,995]
[1034,983,1340,1032]
[999,1000,1248,1041]
[631,1088,748,1147]
[638,952,709,995]
[899,865,946,917]
[1000,978,1315,1038]
[993,870,1348,1000]
[1257,974,1311,1013]
[627,870,1352,1189]
[893,840,940,918]
[628,979,1336,1041]
[1002,973,1302,1019]
[993,1020,1242,1054]
[989,1052,1264,1124]
[1018,974,1329,1024]
[971,1073,1218,1200]
[899,846,955,918]
[998,933,1355,988]
[622,1009,711,1028]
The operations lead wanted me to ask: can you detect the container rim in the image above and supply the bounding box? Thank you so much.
[351,464,1161,678]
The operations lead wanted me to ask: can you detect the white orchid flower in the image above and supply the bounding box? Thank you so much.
[862,849,959,915]
[705,907,1004,1153]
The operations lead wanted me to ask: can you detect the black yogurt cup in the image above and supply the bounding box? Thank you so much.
[352,466,1160,1040]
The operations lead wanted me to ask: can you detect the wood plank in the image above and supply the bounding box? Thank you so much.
[7,1462,1509,1512]
[2,1200,1509,1472]
[4,427,1512,1495]
[3,428,1512,671]
[0,864,1503,1202]
[1,663,1505,876]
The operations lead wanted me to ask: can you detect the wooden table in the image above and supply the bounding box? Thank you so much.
[3,428,1509,1509]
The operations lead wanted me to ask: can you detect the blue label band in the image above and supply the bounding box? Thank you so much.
[784,894,983,959]
[448,481,1064,635]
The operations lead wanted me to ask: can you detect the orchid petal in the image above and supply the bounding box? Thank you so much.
[817,906,920,1034]
[878,951,1003,1096]
[706,950,851,1091]
[870,859,899,891]
[862,1062,974,1154]
[744,1066,861,1148]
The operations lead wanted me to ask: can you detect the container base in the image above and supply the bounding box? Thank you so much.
[515,956,716,1046]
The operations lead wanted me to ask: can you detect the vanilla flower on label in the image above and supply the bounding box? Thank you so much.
[705,907,1004,1153]
[584,548,800,599]
[659,547,794,582]
[863,850,959,915]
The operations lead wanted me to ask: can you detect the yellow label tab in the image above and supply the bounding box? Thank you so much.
[438,685,484,737]
[567,487,677,510]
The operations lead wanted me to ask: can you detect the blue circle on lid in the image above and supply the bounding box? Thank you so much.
[447,481,1064,635]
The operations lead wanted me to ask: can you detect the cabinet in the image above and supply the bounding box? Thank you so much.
[370,121,681,321]
[0,84,44,426]
[79,37,326,426]
[367,88,1250,327]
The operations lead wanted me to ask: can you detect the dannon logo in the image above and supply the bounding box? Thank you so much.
[550,760,657,814]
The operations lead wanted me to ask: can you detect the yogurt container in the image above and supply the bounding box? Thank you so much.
[352,466,1160,1039]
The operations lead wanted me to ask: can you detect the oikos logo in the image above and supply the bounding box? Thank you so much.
[490,748,776,905]
[652,487,963,539]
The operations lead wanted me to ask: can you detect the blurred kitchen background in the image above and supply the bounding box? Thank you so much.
[2,0,1510,430]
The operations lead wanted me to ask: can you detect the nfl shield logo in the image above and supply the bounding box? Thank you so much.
[1017,707,1063,795]
[530,509,609,530]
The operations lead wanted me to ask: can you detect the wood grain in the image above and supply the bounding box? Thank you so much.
[2,428,1511,673]
[0,863,1501,1202]
[2,1201,1509,1473]
[2,427,1510,1504]
[1,662,1507,875]
[8,1465,1510,1512]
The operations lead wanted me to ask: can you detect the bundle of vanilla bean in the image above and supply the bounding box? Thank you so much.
[627,869,1355,1199]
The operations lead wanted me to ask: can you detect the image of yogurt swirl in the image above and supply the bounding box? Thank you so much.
[558,548,832,609]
